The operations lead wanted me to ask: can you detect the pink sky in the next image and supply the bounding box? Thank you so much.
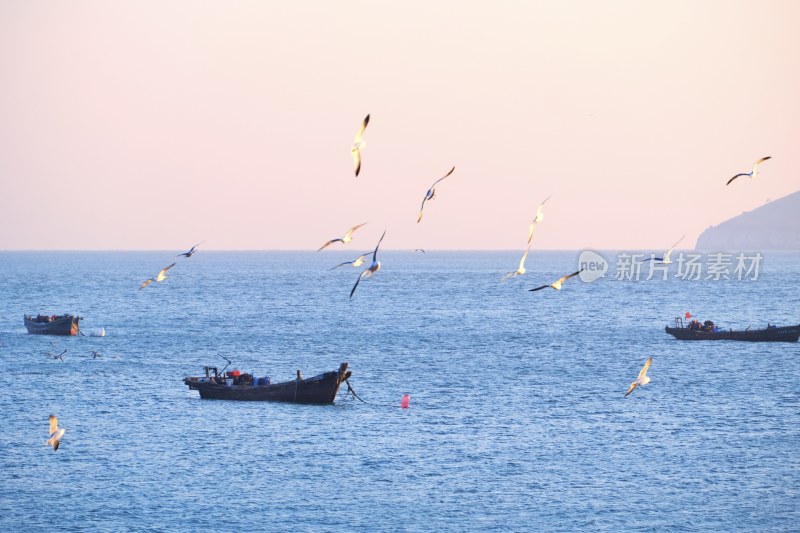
[1,1,798,250]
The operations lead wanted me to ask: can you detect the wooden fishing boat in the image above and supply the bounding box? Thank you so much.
[665,317,799,342]
[184,362,352,404]
[24,314,81,336]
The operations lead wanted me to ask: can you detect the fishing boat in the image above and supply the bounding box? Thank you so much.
[665,317,800,342]
[184,361,352,404]
[24,314,81,336]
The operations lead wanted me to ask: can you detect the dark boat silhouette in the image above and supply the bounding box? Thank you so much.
[184,362,352,404]
[665,317,799,342]
[24,314,81,336]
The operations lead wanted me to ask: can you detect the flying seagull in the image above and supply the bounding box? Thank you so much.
[625,356,653,397]
[328,253,369,270]
[48,349,67,361]
[156,263,176,281]
[140,263,177,289]
[528,195,552,245]
[47,415,65,451]
[501,247,530,281]
[318,223,368,251]
[417,166,456,223]
[351,114,370,177]
[414,249,426,253]
[528,269,584,292]
[350,231,386,298]
[176,241,205,258]
[727,156,771,186]
[644,235,686,264]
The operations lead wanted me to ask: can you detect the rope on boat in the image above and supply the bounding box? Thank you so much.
[344,379,367,403]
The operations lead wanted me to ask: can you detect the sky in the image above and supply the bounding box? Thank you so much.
[1,0,798,250]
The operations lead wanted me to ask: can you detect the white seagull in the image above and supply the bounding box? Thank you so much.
[417,166,456,223]
[501,247,531,281]
[644,235,686,264]
[318,223,368,251]
[140,262,176,289]
[329,253,369,270]
[47,415,65,451]
[727,156,771,186]
[350,231,386,298]
[528,269,584,292]
[176,241,205,258]
[528,195,552,245]
[625,356,652,397]
[351,114,370,177]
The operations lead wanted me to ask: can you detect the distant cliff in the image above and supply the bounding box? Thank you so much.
[695,191,800,250]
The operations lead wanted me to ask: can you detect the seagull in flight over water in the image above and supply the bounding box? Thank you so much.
[625,356,652,397]
[318,223,368,251]
[727,156,771,186]
[417,166,456,223]
[329,253,369,270]
[176,241,205,258]
[351,114,370,177]
[350,231,386,298]
[644,235,685,264]
[528,269,584,292]
[47,415,65,451]
[528,195,552,245]
[140,263,176,289]
[501,247,531,281]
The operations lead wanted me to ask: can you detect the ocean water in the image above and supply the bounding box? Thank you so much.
[0,251,798,532]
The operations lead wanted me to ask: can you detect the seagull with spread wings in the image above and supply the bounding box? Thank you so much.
[318,223,368,251]
[528,195,552,245]
[351,114,370,177]
[329,253,369,270]
[417,166,456,223]
[643,235,685,264]
[47,415,65,451]
[528,269,583,292]
[727,156,771,186]
[140,263,176,289]
[176,241,205,258]
[501,247,531,281]
[350,231,386,298]
[625,356,653,397]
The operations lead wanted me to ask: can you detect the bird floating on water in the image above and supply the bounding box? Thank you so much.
[501,247,530,281]
[47,415,65,451]
[176,241,205,258]
[727,156,771,186]
[329,253,369,270]
[528,269,583,292]
[417,166,456,223]
[528,195,552,245]
[318,223,368,251]
[351,114,370,177]
[625,356,652,397]
[350,231,386,298]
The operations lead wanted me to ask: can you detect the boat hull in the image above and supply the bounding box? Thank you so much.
[24,315,80,336]
[185,363,351,404]
[665,324,800,342]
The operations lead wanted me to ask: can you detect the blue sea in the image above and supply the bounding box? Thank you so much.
[0,251,798,532]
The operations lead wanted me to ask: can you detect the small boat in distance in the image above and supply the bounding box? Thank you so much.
[184,362,352,404]
[665,317,799,342]
[24,314,81,336]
